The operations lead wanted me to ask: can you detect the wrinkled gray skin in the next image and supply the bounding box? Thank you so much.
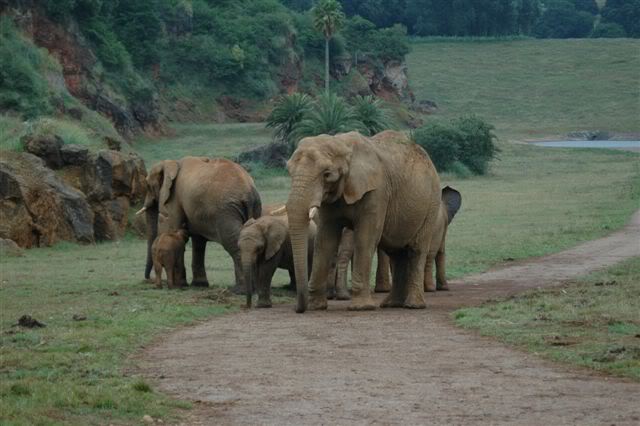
[152,229,189,289]
[239,215,315,308]
[142,157,261,292]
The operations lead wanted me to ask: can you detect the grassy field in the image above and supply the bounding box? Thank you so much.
[408,38,640,139]
[455,257,640,380]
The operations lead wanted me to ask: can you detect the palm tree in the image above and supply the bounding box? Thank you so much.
[312,0,345,93]
[292,92,364,141]
[266,93,312,152]
[351,95,393,136]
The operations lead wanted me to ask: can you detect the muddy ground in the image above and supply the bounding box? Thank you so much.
[137,210,640,425]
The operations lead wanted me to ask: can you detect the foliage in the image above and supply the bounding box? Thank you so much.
[600,0,640,38]
[455,257,640,380]
[339,0,542,37]
[573,0,599,15]
[0,18,53,118]
[342,17,410,62]
[534,1,595,38]
[351,95,392,136]
[266,92,313,149]
[23,117,104,150]
[591,22,627,38]
[291,92,364,141]
[413,116,498,175]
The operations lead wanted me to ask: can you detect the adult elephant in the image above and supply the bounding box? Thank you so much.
[138,156,261,292]
[286,131,441,313]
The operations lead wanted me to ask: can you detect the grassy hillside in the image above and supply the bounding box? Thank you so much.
[408,39,640,139]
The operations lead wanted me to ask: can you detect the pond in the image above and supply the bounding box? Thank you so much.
[531,140,640,150]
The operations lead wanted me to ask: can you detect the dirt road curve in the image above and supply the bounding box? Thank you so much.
[138,210,640,425]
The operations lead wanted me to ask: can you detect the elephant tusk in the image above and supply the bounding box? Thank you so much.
[270,205,287,216]
[159,212,169,219]
[135,207,147,216]
[309,206,318,220]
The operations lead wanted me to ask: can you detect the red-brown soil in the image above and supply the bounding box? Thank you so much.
[137,210,640,425]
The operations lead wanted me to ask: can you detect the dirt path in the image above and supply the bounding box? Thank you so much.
[138,210,640,425]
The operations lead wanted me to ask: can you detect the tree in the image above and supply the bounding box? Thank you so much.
[312,0,346,93]
[601,0,640,38]
[534,1,595,38]
[351,95,392,136]
[291,92,363,141]
[266,92,312,151]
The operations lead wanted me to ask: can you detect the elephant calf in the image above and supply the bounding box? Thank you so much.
[152,229,189,289]
[239,214,315,308]
[424,186,462,292]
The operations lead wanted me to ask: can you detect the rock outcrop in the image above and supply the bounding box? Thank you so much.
[0,147,146,248]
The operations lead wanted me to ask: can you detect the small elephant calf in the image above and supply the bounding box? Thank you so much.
[239,214,315,308]
[151,229,189,289]
[424,186,462,292]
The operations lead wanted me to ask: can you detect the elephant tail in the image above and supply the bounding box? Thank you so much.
[243,187,262,222]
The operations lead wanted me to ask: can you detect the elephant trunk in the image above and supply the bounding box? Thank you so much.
[242,256,257,308]
[286,175,318,313]
[144,206,159,280]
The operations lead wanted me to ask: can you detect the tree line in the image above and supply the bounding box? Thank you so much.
[283,0,639,38]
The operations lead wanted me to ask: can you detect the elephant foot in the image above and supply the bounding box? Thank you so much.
[256,299,272,308]
[348,293,376,310]
[326,288,336,300]
[308,296,328,311]
[230,285,247,295]
[335,290,351,301]
[436,282,450,291]
[374,286,391,293]
[403,291,426,309]
[191,280,210,288]
[380,295,404,308]
[424,282,437,292]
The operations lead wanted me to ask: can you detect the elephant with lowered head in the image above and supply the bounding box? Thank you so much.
[239,214,315,308]
[138,156,261,292]
[286,130,442,313]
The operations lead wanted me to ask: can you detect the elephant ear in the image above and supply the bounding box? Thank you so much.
[342,133,383,205]
[265,220,287,260]
[159,160,179,213]
[441,186,462,224]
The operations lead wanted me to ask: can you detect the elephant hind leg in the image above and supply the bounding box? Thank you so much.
[380,253,408,308]
[374,249,392,293]
[154,262,163,289]
[191,235,209,287]
[435,250,449,291]
[424,253,436,292]
[403,249,427,309]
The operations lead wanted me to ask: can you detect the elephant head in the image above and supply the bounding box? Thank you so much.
[441,186,462,224]
[285,132,383,313]
[137,160,180,280]
[239,217,288,308]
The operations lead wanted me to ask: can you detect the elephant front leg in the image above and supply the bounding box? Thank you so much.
[257,262,278,308]
[374,249,392,293]
[190,235,209,287]
[435,250,449,291]
[308,224,342,310]
[348,226,378,311]
[334,228,353,301]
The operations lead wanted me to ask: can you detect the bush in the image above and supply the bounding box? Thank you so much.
[266,92,313,150]
[591,22,627,38]
[413,116,498,175]
[412,123,461,172]
[351,95,393,136]
[600,0,640,38]
[291,92,364,141]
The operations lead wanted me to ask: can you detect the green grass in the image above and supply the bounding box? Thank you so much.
[455,257,640,380]
[0,114,24,151]
[134,122,272,165]
[407,39,640,139]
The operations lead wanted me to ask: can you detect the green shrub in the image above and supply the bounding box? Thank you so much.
[351,95,393,136]
[534,1,595,38]
[266,92,313,150]
[291,92,364,141]
[413,116,498,175]
[23,118,103,151]
[412,122,461,172]
[453,115,499,175]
